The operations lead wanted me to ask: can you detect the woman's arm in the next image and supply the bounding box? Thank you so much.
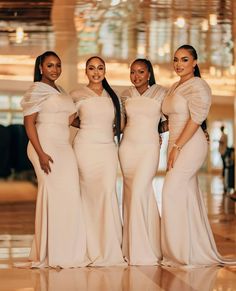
[167,118,199,170]
[120,114,126,132]
[69,113,78,126]
[70,116,80,128]
[158,120,168,133]
[24,113,53,174]
[120,96,127,132]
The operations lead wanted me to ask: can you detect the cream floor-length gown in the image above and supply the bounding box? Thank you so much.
[71,86,126,267]
[161,77,236,267]
[119,85,166,265]
[21,82,89,268]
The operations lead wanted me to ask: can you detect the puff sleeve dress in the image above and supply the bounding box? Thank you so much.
[21,82,89,268]
[161,77,235,267]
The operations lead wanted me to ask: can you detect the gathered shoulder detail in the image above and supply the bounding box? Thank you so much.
[120,88,133,116]
[181,77,212,124]
[147,84,167,102]
[21,82,51,116]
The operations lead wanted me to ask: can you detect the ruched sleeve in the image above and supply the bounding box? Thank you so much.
[21,83,49,116]
[183,78,212,124]
[70,86,93,112]
[120,88,132,117]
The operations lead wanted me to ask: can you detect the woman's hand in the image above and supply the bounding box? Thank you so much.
[39,152,53,174]
[167,147,179,171]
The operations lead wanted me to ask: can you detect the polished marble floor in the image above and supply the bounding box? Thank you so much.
[0,174,235,291]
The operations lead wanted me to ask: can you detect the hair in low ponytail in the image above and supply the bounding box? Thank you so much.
[131,58,156,86]
[194,64,201,78]
[177,45,206,132]
[34,51,60,82]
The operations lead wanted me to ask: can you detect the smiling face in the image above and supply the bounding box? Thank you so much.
[173,48,197,82]
[130,61,150,94]
[40,55,61,85]
[85,57,106,84]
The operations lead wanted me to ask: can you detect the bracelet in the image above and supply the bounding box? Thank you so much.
[173,143,182,151]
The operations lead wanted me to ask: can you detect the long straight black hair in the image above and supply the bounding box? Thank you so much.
[86,56,121,143]
[34,51,61,82]
[176,45,207,131]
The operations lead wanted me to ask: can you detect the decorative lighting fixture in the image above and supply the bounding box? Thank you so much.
[15,27,24,43]
[229,65,236,75]
[209,14,217,26]
[110,0,120,6]
[201,19,209,31]
[209,66,216,76]
[175,17,185,28]
[158,48,165,57]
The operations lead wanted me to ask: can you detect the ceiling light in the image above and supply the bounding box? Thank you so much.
[175,17,185,28]
[110,0,120,6]
[209,14,217,26]
[163,43,170,54]
[15,27,24,44]
[201,19,209,31]
[209,66,216,76]
[158,48,165,57]
[229,65,236,75]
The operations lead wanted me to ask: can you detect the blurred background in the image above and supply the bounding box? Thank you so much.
[0,0,235,178]
[0,2,236,289]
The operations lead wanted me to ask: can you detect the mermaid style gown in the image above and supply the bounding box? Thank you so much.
[21,82,89,268]
[161,77,236,267]
[71,86,125,267]
[119,84,166,265]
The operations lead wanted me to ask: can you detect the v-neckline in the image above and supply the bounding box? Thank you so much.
[38,82,61,94]
[133,84,154,97]
[86,86,105,97]
[171,76,197,94]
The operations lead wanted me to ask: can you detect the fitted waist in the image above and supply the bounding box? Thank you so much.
[37,112,69,125]
[75,128,114,144]
[168,115,190,143]
[122,126,159,144]
[36,124,71,144]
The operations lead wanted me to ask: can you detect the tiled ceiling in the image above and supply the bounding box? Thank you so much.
[0,0,53,47]
[0,0,52,22]
[0,0,236,95]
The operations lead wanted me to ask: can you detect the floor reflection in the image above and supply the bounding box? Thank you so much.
[0,174,235,291]
[0,265,235,291]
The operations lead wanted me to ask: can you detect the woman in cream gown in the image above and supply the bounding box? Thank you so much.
[21,51,89,268]
[119,59,167,265]
[161,45,235,267]
[71,56,125,266]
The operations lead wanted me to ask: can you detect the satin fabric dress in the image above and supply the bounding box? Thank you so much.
[21,82,89,268]
[161,77,236,267]
[119,84,166,265]
[71,86,126,267]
